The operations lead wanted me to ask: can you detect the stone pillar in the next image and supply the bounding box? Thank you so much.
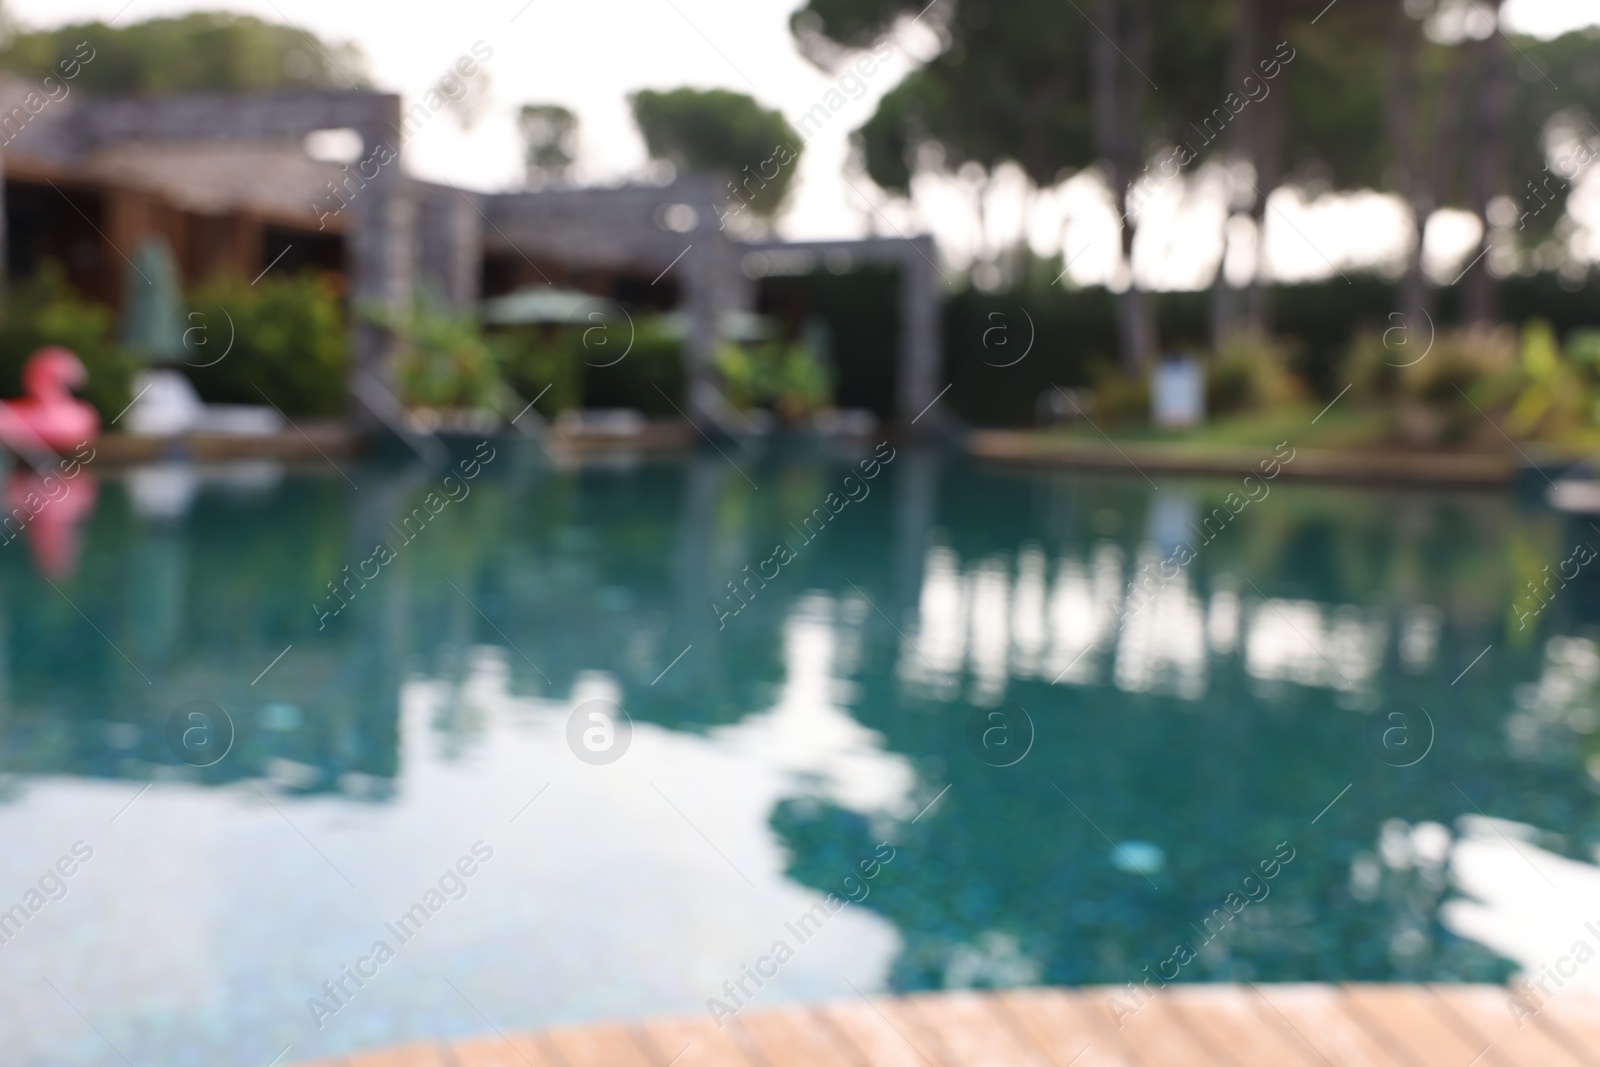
[0,147,7,300]
[348,108,414,415]
[416,184,481,308]
[722,240,757,319]
[896,237,942,427]
[447,191,482,307]
[679,236,721,428]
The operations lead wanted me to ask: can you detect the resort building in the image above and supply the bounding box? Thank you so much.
[0,80,946,429]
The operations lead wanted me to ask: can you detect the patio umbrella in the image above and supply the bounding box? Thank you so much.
[482,287,619,326]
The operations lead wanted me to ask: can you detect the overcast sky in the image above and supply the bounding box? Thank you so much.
[9,0,1600,284]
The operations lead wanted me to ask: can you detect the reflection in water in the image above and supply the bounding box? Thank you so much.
[902,537,1400,701]
[0,447,1598,1064]
[1448,817,1600,1001]
[1243,599,1388,695]
[1508,636,1600,757]
[716,593,916,818]
[4,468,97,577]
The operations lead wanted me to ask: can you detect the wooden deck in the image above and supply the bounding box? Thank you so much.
[295,984,1600,1067]
[93,425,358,463]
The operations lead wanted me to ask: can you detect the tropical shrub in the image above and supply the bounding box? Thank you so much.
[1503,319,1596,440]
[1206,333,1303,416]
[1566,328,1600,368]
[491,326,582,416]
[1345,325,1518,407]
[364,293,503,412]
[1343,328,1403,401]
[1401,328,1519,407]
[579,315,686,415]
[186,270,347,416]
[713,337,831,420]
[1339,321,1600,446]
[1085,365,1150,425]
[491,314,690,417]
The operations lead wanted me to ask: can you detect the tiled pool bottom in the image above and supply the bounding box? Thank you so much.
[2,667,905,1064]
[2,453,1599,1064]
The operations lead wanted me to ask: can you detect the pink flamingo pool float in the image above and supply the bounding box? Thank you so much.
[0,346,100,453]
[0,347,100,576]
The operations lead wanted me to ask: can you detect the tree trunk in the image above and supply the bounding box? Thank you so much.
[1212,0,1287,341]
[973,172,992,268]
[1465,0,1507,327]
[1390,11,1472,337]
[1243,2,1286,335]
[1417,40,1470,327]
[1212,0,1258,346]
[1210,243,1240,348]
[1386,6,1433,337]
[1092,0,1157,371]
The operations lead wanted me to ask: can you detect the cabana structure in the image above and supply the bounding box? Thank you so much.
[0,83,949,429]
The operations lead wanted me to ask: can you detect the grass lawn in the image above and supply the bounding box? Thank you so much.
[1033,405,1399,452]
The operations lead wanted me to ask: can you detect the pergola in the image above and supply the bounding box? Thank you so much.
[738,236,947,429]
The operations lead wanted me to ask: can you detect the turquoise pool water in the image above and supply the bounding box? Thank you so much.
[2,442,1598,1065]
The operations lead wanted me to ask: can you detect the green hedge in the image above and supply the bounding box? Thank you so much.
[580,315,686,415]
[185,271,346,416]
[495,315,687,417]
[937,266,1600,427]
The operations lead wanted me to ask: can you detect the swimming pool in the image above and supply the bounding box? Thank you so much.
[1,442,1595,1065]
